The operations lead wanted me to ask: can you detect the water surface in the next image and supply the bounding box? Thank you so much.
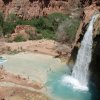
[1,53,100,100]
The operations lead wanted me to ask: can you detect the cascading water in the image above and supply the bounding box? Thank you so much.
[72,16,95,86]
[62,14,99,91]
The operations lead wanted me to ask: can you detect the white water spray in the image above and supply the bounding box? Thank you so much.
[62,14,99,91]
[72,14,99,86]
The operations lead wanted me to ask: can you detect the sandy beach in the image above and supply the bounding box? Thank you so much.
[0,52,66,100]
[0,39,58,56]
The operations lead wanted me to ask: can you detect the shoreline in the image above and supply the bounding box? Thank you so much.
[0,51,67,100]
[0,39,71,56]
[0,39,70,100]
[0,39,58,56]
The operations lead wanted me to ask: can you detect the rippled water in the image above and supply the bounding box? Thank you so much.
[47,68,92,100]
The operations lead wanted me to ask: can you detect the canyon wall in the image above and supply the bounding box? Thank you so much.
[0,0,80,19]
[0,0,98,19]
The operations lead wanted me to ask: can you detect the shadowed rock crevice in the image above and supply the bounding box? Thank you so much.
[3,0,12,5]
[69,46,78,64]
[29,0,38,3]
[80,0,93,7]
[89,16,100,87]
[43,0,50,7]
[89,34,100,89]
[39,0,50,7]
[96,2,100,6]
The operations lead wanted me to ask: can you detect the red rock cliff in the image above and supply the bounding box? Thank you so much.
[0,0,82,19]
[0,0,99,19]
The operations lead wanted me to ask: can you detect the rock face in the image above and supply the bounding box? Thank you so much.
[3,0,99,19]
[0,0,80,19]
[0,0,99,19]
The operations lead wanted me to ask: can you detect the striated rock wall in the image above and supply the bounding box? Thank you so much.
[0,0,99,19]
[0,0,81,19]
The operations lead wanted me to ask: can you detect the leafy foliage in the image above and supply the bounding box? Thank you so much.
[0,12,80,42]
[56,17,80,42]
[65,18,80,41]
[14,35,26,42]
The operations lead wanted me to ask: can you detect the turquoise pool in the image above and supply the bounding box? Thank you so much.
[1,53,100,100]
[46,67,100,100]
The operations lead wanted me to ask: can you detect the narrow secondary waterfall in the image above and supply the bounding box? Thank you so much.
[72,15,99,87]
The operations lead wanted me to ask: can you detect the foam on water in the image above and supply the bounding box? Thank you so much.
[62,75,88,91]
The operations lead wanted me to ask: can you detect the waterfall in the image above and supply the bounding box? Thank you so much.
[72,15,99,86]
[62,14,99,91]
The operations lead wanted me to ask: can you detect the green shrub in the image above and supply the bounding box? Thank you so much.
[3,22,16,35]
[47,13,68,30]
[6,13,19,22]
[32,13,68,32]
[14,35,26,42]
[32,13,68,40]
[3,14,19,35]
[0,12,4,27]
[65,18,80,41]
[0,12,80,42]
[56,17,80,42]
[40,29,55,39]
